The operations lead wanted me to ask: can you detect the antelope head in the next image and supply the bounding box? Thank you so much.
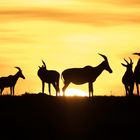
[121,58,133,69]
[15,67,25,79]
[98,53,113,73]
[38,60,47,69]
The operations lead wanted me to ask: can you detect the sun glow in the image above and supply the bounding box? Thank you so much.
[64,88,88,97]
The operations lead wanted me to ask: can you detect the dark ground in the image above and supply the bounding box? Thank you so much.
[0,93,140,140]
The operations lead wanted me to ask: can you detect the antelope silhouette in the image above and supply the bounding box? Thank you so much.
[121,58,134,96]
[0,67,25,96]
[61,54,113,97]
[133,53,140,95]
[37,60,60,96]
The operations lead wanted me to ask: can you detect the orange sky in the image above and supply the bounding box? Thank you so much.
[0,0,139,96]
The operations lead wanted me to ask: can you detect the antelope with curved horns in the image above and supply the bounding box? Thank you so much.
[133,53,140,95]
[61,53,113,97]
[0,67,25,96]
[121,58,134,96]
[37,60,60,96]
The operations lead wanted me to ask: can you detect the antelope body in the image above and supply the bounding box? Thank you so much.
[37,61,60,96]
[0,67,25,95]
[121,58,134,96]
[62,54,113,97]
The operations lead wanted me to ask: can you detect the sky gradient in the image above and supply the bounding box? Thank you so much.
[0,0,140,96]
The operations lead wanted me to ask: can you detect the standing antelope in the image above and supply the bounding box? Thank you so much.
[133,53,140,95]
[61,54,113,97]
[0,67,25,96]
[121,58,134,96]
[37,60,60,96]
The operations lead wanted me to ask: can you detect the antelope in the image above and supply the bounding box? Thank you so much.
[37,60,60,96]
[121,58,134,96]
[61,54,113,97]
[0,67,25,96]
[133,53,140,95]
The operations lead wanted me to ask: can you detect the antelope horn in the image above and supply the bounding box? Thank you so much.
[98,53,107,61]
[124,58,129,64]
[42,60,46,68]
[15,67,22,71]
[133,53,140,56]
[129,57,133,64]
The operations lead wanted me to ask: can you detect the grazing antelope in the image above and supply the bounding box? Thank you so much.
[61,54,113,97]
[0,67,25,96]
[121,58,134,96]
[37,60,60,96]
[133,53,140,95]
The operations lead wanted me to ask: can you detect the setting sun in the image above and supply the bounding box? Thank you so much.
[64,88,88,97]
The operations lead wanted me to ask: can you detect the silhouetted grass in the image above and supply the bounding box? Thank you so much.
[0,93,140,139]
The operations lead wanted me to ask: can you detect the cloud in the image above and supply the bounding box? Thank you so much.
[0,29,17,32]
[0,8,140,26]
[113,0,140,5]
[0,35,36,44]
[83,0,140,6]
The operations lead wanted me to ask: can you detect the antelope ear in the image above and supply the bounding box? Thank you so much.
[121,63,127,67]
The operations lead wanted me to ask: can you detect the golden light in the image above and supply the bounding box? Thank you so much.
[64,88,88,97]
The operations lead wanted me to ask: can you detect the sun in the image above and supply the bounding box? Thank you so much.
[64,88,88,97]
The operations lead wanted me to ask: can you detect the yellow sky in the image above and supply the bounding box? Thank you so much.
[0,0,139,96]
